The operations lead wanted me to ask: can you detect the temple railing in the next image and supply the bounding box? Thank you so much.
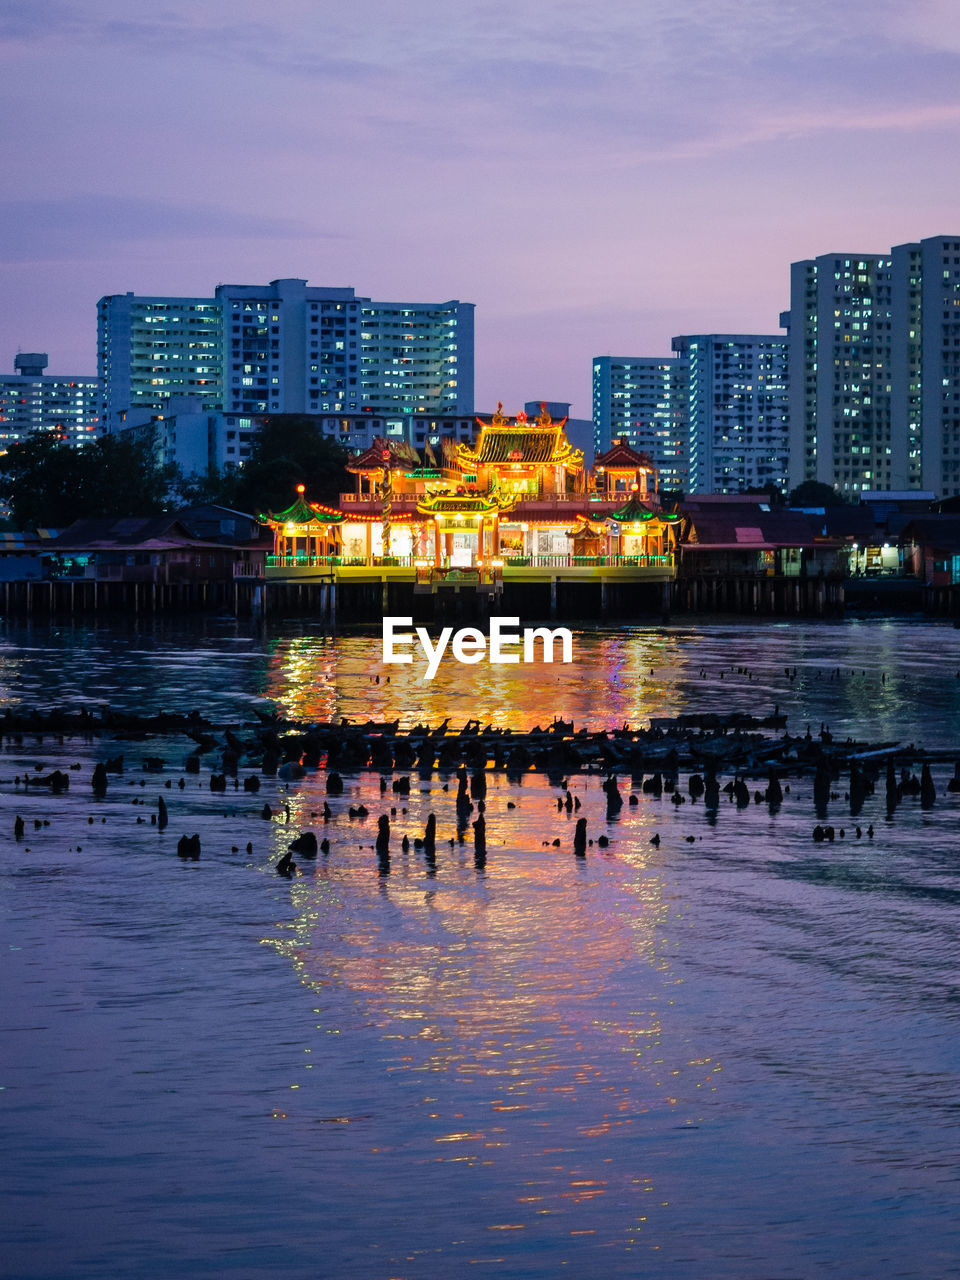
[266,552,675,570]
[266,554,420,568]
[502,554,674,568]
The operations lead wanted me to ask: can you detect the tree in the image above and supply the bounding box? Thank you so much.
[787,480,846,508]
[0,431,178,530]
[174,464,243,509]
[227,416,351,514]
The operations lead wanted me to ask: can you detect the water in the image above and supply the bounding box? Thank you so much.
[2,617,960,1278]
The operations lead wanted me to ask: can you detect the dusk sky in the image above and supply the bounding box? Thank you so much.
[3,0,960,417]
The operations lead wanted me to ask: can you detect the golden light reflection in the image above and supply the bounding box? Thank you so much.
[258,766,723,1257]
[260,629,693,729]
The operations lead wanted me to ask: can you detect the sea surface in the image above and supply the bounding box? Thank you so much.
[2,616,960,1279]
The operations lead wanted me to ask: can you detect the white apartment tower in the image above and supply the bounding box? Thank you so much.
[785,236,960,498]
[784,253,897,496]
[591,356,688,491]
[97,294,222,427]
[98,280,474,429]
[672,334,790,495]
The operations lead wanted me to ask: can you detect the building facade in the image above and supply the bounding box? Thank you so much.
[591,356,688,491]
[0,353,99,450]
[110,397,253,477]
[671,334,790,495]
[99,280,474,430]
[785,236,960,498]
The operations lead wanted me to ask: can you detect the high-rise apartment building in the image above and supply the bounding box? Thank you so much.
[355,298,472,419]
[97,294,222,427]
[897,236,960,498]
[785,236,960,498]
[591,356,688,491]
[98,279,474,430]
[0,353,99,449]
[671,334,790,495]
[784,252,897,497]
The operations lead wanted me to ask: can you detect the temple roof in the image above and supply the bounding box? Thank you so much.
[458,402,583,471]
[564,515,605,538]
[595,439,655,470]
[608,493,678,523]
[458,428,571,466]
[259,492,345,525]
[347,437,422,473]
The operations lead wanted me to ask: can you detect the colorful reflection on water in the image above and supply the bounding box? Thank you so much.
[260,770,718,1267]
[259,627,692,728]
[2,617,960,1276]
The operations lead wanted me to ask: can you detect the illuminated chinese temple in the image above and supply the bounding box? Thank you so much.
[260,407,680,592]
[260,485,343,564]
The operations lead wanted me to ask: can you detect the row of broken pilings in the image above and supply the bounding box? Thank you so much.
[12,742,960,884]
[7,702,958,790]
[10,701,960,826]
[10,701,960,852]
[11,696,960,815]
[272,748,959,880]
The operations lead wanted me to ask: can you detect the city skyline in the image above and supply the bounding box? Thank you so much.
[3,0,960,418]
